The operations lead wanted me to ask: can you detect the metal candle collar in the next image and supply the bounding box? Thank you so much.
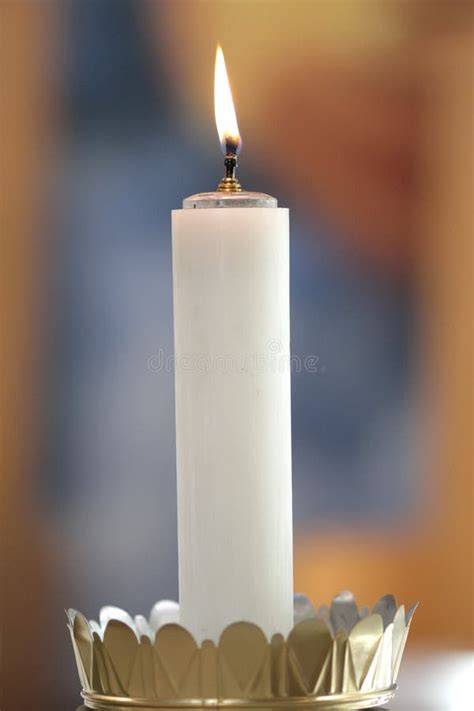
[181,148,278,208]
[182,191,277,209]
[68,592,417,711]
[217,153,242,193]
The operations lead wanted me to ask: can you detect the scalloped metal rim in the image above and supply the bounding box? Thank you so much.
[70,595,417,708]
[82,685,397,709]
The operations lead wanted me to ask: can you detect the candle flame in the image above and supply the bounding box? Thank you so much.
[214,45,241,155]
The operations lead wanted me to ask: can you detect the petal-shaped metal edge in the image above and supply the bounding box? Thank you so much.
[155,623,199,698]
[393,601,418,682]
[330,592,359,634]
[69,611,93,692]
[69,593,417,704]
[372,595,397,630]
[66,608,78,626]
[330,629,347,694]
[92,632,111,694]
[100,606,136,637]
[73,593,411,644]
[294,593,316,624]
[103,620,139,694]
[149,600,180,634]
[348,614,384,690]
[218,622,270,699]
[373,623,394,691]
[391,605,406,675]
[287,618,333,695]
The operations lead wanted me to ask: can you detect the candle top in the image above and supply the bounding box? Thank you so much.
[188,46,275,204]
[182,191,277,209]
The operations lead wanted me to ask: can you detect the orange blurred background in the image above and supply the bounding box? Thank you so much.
[1,2,472,710]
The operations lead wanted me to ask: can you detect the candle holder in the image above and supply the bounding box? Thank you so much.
[68,591,417,709]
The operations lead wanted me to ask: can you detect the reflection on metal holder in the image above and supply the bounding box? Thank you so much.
[68,592,416,711]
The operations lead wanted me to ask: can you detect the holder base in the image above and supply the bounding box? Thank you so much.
[81,685,396,710]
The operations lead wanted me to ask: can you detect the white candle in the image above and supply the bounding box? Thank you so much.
[171,46,293,643]
[172,202,293,643]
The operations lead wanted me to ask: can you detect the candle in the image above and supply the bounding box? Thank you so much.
[172,46,293,643]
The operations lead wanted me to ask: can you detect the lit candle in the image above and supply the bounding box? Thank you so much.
[172,46,293,642]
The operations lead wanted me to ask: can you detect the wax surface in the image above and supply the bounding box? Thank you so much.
[172,207,293,642]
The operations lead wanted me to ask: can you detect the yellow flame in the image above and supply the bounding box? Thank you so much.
[214,45,241,154]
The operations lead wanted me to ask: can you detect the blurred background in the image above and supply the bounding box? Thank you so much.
[1,1,472,709]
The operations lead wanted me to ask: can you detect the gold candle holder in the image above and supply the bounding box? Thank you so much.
[68,591,417,710]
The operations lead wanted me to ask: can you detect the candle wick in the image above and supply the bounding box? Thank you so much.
[225,155,236,179]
